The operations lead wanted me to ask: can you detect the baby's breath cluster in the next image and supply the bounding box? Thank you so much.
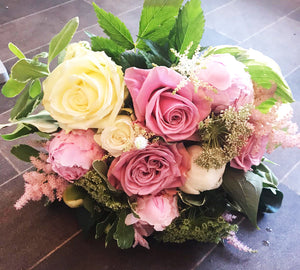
[197,105,253,169]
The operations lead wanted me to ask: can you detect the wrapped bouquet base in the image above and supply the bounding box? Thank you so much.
[1,0,299,252]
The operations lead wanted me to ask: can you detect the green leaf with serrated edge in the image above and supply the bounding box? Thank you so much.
[10,144,39,162]
[95,213,115,239]
[139,50,171,68]
[258,187,283,213]
[118,51,147,72]
[169,0,205,59]
[29,79,41,98]
[113,209,134,249]
[11,59,49,83]
[105,219,117,247]
[204,46,294,112]
[48,17,79,64]
[222,167,263,228]
[143,39,172,66]
[93,3,134,50]
[8,42,25,59]
[137,0,183,50]
[1,124,37,141]
[1,78,27,98]
[90,36,125,59]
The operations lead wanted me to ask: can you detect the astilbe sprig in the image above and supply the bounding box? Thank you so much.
[15,153,69,210]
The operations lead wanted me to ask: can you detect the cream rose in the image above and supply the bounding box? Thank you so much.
[43,46,125,131]
[180,145,225,194]
[94,115,134,157]
[63,41,91,60]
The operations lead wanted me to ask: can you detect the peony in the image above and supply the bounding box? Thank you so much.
[43,45,125,131]
[126,193,179,231]
[46,129,104,181]
[125,66,211,142]
[180,145,225,194]
[107,143,190,196]
[230,135,268,172]
[94,115,134,157]
[197,54,254,112]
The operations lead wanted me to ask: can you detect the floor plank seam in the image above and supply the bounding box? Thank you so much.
[280,159,300,184]
[0,148,21,174]
[205,0,237,16]
[0,165,33,188]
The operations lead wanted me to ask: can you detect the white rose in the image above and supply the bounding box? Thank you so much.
[180,145,225,194]
[94,115,134,157]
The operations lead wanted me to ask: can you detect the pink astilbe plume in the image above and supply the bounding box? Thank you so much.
[226,231,257,253]
[14,153,69,210]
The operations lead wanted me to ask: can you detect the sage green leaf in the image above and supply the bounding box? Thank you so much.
[10,144,39,162]
[1,78,27,98]
[1,124,37,141]
[29,79,41,98]
[222,167,263,227]
[252,162,279,188]
[32,52,48,62]
[258,187,283,213]
[90,36,125,58]
[113,209,134,249]
[93,3,134,50]
[48,17,79,64]
[11,59,49,83]
[169,0,205,58]
[8,42,25,59]
[137,0,183,50]
[204,46,294,112]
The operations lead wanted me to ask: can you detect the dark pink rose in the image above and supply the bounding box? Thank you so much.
[107,143,191,196]
[125,66,211,142]
[46,129,104,181]
[126,193,179,232]
[197,54,254,112]
[230,135,268,171]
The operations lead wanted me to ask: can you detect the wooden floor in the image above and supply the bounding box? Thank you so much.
[0,0,299,269]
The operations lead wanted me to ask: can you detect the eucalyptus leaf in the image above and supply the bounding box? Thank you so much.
[1,124,37,141]
[1,78,27,98]
[48,17,79,64]
[93,3,134,50]
[32,52,48,62]
[137,0,183,50]
[113,209,134,249]
[169,0,205,59]
[8,42,25,59]
[222,167,263,227]
[29,79,41,98]
[10,144,39,162]
[90,36,125,59]
[11,59,49,83]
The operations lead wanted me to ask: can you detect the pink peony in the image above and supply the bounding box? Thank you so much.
[197,54,254,112]
[125,66,211,142]
[46,129,105,181]
[107,143,190,196]
[126,193,179,231]
[230,135,268,171]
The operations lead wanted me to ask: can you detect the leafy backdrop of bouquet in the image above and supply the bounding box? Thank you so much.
[1,0,299,251]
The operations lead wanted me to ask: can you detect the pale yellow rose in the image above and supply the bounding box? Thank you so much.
[64,41,91,60]
[94,115,134,157]
[43,46,125,131]
[180,145,225,194]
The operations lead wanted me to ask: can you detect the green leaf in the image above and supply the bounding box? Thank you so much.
[143,39,172,66]
[93,3,134,50]
[258,187,283,213]
[137,0,183,50]
[75,206,96,235]
[90,36,125,59]
[118,51,147,72]
[204,46,294,111]
[95,213,115,239]
[32,52,48,62]
[169,0,205,59]
[10,144,39,162]
[252,162,279,188]
[1,124,37,141]
[29,79,41,98]
[105,219,117,247]
[113,209,134,249]
[48,17,79,64]
[178,191,206,207]
[222,167,263,227]
[8,42,25,59]
[11,59,49,83]
[1,78,27,98]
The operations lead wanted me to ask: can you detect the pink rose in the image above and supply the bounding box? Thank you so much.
[126,193,179,231]
[107,143,191,196]
[197,54,254,112]
[125,66,211,142]
[47,129,104,181]
[230,135,268,171]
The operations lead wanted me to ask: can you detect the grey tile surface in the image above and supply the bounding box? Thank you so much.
[0,151,18,184]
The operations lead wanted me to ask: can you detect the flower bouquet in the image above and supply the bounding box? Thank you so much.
[1,0,299,252]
